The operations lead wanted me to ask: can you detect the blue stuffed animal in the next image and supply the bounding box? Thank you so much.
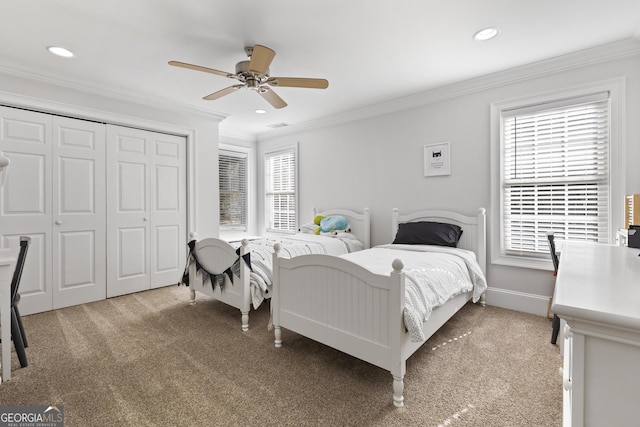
[319,215,349,234]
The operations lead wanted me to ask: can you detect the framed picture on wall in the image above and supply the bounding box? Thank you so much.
[424,141,451,177]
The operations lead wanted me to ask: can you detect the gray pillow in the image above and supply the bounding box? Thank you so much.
[393,221,463,247]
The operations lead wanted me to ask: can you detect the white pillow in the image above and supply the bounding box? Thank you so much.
[299,223,319,234]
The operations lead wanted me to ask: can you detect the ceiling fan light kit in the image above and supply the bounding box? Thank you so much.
[169,44,329,109]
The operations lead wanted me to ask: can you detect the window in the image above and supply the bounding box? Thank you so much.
[491,80,624,269]
[265,146,297,233]
[503,92,610,255]
[219,149,247,231]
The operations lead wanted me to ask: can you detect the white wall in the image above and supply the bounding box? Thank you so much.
[257,46,640,316]
[0,71,223,239]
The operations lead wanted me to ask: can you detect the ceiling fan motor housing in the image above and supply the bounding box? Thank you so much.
[235,60,269,82]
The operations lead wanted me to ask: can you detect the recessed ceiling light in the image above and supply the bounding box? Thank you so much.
[473,27,499,41]
[47,46,75,58]
[254,109,267,114]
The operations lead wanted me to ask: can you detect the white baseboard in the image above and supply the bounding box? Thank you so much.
[484,286,552,317]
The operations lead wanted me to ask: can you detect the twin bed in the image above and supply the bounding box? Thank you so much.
[272,208,487,407]
[186,207,371,331]
[187,207,487,407]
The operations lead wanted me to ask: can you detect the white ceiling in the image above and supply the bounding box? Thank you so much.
[1,1,639,138]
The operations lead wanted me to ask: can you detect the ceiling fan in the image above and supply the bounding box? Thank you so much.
[169,45,329,109]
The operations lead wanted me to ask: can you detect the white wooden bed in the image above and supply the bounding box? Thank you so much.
[272,207,487,407]
[186,207,371,331]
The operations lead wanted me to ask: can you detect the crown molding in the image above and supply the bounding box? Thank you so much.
[219,127,258,142]
[0,90,204,141]
[257,37,640,142]
[0,64,228,123]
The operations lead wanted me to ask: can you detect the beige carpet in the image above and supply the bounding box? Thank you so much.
[0,285,563,426]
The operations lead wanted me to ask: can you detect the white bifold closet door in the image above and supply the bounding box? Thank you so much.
[106,125,186,298]
[1,107,187,314]
[0,107,106,314]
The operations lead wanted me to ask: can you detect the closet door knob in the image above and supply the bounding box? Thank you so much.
[55,220,63,225]
[143,217,148,222]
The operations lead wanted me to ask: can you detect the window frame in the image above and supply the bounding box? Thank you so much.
[218,144,252,234]
[264,144,298,234]
[490,78,625,270]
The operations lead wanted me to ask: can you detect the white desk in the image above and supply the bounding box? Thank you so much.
[0,249,15,383]
[552,242,640,427]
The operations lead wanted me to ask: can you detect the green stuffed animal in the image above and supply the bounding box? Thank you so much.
[313,215,325,234]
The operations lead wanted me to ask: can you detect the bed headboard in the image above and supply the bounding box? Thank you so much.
[312,207,371,249]
[391,208,487,275]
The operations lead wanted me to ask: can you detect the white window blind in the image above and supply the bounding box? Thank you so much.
[265,147,297,233]
[219,150,247,230]
[502,92,610,255]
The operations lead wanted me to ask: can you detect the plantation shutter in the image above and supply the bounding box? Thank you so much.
[219,150,247,230]
[265,147,297,232]
[502,92,610,255]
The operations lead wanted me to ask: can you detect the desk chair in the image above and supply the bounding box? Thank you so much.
[546,232,561,345]
[10,236,30,367]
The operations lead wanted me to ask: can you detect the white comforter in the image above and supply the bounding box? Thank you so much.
[341,244,487,342]
[235,234,364,309]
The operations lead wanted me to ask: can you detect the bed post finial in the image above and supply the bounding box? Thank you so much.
[189,231,197,240]
[240,238,250,248]
[392,259,403,272]
[274,243,282,254]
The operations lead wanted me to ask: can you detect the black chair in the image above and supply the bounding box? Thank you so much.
[10,236,30,367]
[546,232,561,345]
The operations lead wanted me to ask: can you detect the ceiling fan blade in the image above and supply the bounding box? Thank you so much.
[248,45,276,75]
[203,85,244,100]
[266,77,329,89]
[169,61,233,78]
[259,87,287,109]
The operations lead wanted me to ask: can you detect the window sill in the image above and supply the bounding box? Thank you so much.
[219,231,259,243]
[491,253,555,271]
[265,230,297,236]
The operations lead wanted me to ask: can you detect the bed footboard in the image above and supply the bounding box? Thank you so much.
[188,238,251,331]
[272,244,408,407]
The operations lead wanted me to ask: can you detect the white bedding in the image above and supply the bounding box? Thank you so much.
[341,244,487,342]
[233,233,364,308]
